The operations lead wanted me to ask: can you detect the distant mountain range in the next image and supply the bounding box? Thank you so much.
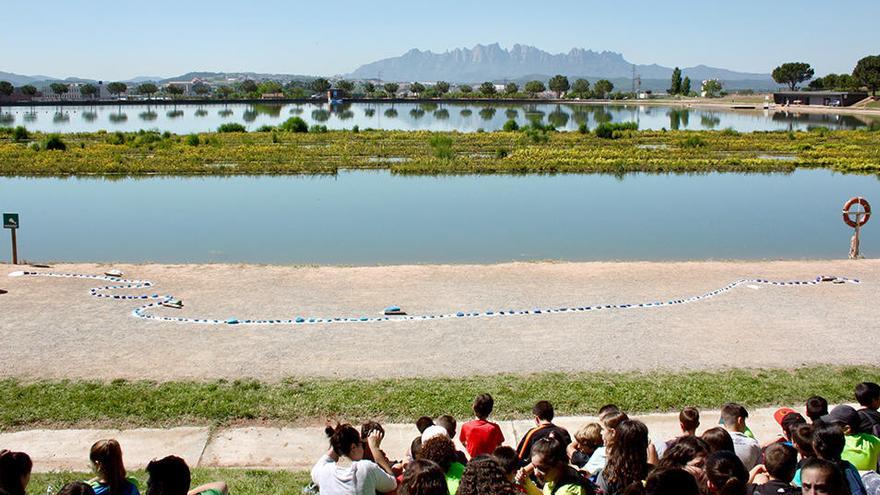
[349,43,776,90]
[0,71,316,87]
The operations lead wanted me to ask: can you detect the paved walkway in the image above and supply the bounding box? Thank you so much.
[1,405,825,472]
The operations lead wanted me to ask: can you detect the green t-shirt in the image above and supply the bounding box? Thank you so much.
[842,433,880,471]
[542,481,588,495]
[446,462,465,495]
[194,490,223,495]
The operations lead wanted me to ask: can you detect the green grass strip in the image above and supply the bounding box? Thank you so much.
[29,469,311,495]
[3,366,878,429]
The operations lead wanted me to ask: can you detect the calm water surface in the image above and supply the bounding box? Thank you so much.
[1,102,876,133]
[1,170,877,264]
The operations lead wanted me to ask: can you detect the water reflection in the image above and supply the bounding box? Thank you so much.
[384,108,398,118]
[434,109,449,120]
[53,112,70,123]
[409,108,425,119]
[109,112,127,123]
[479,107,496,120]
[0,114,15,125]
[166,110,184,118]
[194,109,208,117]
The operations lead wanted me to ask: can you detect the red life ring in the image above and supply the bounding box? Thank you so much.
[843,197,871,228]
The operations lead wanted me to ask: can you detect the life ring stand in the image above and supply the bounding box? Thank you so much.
[843,197,871,228]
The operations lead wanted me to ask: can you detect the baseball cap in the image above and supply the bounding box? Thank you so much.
[421,425,450,443]
[820,404,861,431]
[774,408,798,425]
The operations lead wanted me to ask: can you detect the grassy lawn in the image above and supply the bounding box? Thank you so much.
[2,366,878,429]
[29,468,311,495]
[1,127,879,176]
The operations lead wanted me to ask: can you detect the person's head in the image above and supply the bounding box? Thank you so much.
[762,442,798,483]
[416,416,435,433]
[855,382,880,409]
[435,415,456,438]
[89,439,128,495]
[700,427,735,454]
[704,450,747,495]
[418,436,457,472]
[361,420,385,440]
[800,457,848,495]
[820,404,861,435]
[811,422,845,462]
[780,412,807,441]
[656,436,710,487]
[457,455,517,495]
[719,403,748,433]
[0,450,32,495]
[806,396,829,422]
[573,422,603,456]
[326,424,365,460]
[530,437,568,484]
[474,393,495,419]
[410,436,423,460]
[791,423,816,459]
[57,482,97,495]
[604,419,650,489]
[532,400,554,423]
[598,404,621,418]
[145,455,191,495]
[492,446,519,482]
[601,410,630,449]
[399,459,448,495]
[644,468,700,495]
[679,407,700,434]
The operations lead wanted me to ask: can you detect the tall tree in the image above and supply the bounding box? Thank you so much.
[21,84,37,98]
[310,78,331,93]
[524,80,546,97]
[136,83,158,97]
[669,67,682,95]
[240,79,258,93]
[50,82,69,97]
[594,79,614,98]
[410,82,426,96]
[107,82,127,97]
[0,81,14,98]
[257,81,283,94]
[571,78,590,96]
[362,82,376,94]
[435,81,450,95]
[216,85,234,98]
[80,83,99,99]
[480,81,497,95]
[548,75,570,98]
[458,84,473,94]
[193,83,212,96]
[165,84,185,98]
[853,55,880,96]
[702,79,723,98]
[504,82,519,95]
[335,79,355,93]
[681,77,691,96]
[383,82,399,96]
[772,62,815,90]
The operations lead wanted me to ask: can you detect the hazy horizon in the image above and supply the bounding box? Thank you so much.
[4,0,876,81]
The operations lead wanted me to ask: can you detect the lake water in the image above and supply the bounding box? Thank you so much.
[1,102,876,134]
[1,170,876,264]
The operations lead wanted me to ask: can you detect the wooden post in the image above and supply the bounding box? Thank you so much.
[10,228,17,265]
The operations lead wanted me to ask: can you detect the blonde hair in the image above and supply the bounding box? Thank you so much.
[575,422,603,449]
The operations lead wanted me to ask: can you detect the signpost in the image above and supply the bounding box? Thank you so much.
[3,213,18,264]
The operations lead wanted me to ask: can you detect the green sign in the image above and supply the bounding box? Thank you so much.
[3,213,19,229]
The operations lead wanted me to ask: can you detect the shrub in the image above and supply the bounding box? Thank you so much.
[256,125,275,132]
[352,125,359,133]
[523,127,549,144]
[12,126,29,141]
[217,123,247,133]
[428,135,454,160]
[271,132,279,143]
[309,125,328,133]
[279,116,308,133]
[502,119,519,131]
[495,149,509,158]
[162,131,172,139]
[720,127,739,136]
[30,142,40,151]
[44,134,67,151]
[595,121,638,139]
[107,131,126,145]
[578,123,589,134]
[681,135,707,148]
[186,134,200,146]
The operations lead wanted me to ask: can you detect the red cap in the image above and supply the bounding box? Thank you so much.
[774,407,798,425]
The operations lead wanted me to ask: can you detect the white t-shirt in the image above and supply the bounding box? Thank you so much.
[311,454,397,495]
[585,446,607,473]
[730,431,761,470]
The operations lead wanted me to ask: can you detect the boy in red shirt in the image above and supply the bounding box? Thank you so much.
[460,393,505,457]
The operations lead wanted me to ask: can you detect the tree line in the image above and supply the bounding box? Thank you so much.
[772,55,879,95]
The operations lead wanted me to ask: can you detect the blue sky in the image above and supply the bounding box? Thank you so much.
[4,0,875,80]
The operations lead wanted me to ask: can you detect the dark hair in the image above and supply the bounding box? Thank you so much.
[791,423,815,458]
[598,404,621,417]
[474,393,495,418]
[531,437,568,466]
[492,446,519,477]
[603,419,650,490]
[719,403,748,427]
[57,482,97,495]
[0,450,32,495]
[855,382,880,407]
[533,400,554,421]
[416,416,435,433]
[780,412,807,440]
[679,407,700,432]
[762,443,798,482]
[145,455,191,495]
[701,427,735,454]
[812,422,845,461]
[603,411,630,431]
[410,436,423,459]
[645,468,700,495]
[361,420,385,439]
[457,455,518,495]
[656,436,710,471]
[436,415,456,438]
[800,457,848,495]
[326,424,362,457]
[418,436,457,472]
[90,439,128,495]
[399,459,448,495]
[705,450,747,495]
[806,396,828,421]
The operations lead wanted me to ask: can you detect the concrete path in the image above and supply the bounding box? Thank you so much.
[1,405,823,472]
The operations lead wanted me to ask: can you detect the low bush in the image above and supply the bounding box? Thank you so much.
[44,135,67,151]
[279,117,308,133]
[428,135,454,159]
[256,125,275,132]
[681,135,707,148]
[502,119,519,131]
[595,121,638,139]
[12,126,29,141]
[309,125,328,133]
[217,123,247,133]
[186,134,200,147]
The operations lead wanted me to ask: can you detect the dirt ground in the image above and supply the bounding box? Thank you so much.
[1,260,877,381]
